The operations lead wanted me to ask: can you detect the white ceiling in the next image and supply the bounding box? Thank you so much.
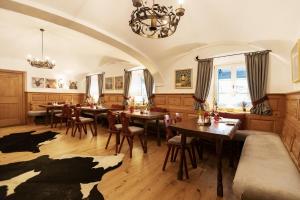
[1,0,300,76]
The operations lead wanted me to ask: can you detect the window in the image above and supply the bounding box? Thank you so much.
[129,70,148,103]
[215,65,251,110]
[90,75,99,103]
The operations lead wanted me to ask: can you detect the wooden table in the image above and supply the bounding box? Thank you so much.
[80,107,109,136]
[114,110,166,153]
[39,104,64,128]
[170,118,240,197]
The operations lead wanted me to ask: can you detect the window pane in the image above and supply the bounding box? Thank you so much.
[236,67,247,78]
[90,75,99,103]
[129,70,147,103]
[218,68,231,79]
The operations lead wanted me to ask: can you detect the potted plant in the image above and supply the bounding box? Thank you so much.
[241,101,247,112]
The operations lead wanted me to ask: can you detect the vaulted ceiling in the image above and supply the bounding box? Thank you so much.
[1,0,300,76]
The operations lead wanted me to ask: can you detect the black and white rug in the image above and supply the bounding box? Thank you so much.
[0,154,124,200]
[0,131,59,153]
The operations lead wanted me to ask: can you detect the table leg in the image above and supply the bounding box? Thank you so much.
[156,119,161,146]
[177,132,186,180]
[116,131,120,155]
[94,113,97,136]
[143,120,148,153]
[216,139,224,197]
[50,109,54,128]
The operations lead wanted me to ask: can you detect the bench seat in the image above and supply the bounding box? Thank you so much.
[233,134,300,200]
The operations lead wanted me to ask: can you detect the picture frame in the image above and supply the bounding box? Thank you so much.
[69,81,78,90]
[175,68,192,89]
[32,77,45,88]
[114,76,124,90]
[291,41,300,83]
[105,77,114,90]
[45,78,57,89]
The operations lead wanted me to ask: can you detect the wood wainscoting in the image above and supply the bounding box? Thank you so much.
[102,93,286,134]
[26,92,85,111]
[281,91,300,170]
[0,69,25,127]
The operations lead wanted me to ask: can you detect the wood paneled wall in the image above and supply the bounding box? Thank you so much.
[281,92,300,170]
[102,93,286,134]
[26,92,85,111]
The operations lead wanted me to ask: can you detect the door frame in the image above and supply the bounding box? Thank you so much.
[0,68,26,126]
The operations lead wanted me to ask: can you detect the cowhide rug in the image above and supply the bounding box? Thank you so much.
[0,154,124,200]
[0,131,59,153]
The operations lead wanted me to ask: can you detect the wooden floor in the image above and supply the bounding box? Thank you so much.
[0,124,238,200]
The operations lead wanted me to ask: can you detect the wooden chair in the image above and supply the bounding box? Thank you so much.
[71,107,95,139]
[65,106,75,135]
[54,104,69,128]
[118,112,145,158]
[105,111,122,153]
[162,114,197,179]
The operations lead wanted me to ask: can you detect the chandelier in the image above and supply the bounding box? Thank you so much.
[129,0,185,39]
[27,29,55,69]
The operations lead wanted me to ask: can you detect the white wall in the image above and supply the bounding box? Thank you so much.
[155,42,299,94]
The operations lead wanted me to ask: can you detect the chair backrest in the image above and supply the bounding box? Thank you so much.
[111,104,125,110]
[107,110,117,131]
[62,104,69,118]
[120,112,130,136]
[73,107,82,122]
[164,114,175,140]
[150,107,168,113]
[65,106,73,120]
[174,113,182,123]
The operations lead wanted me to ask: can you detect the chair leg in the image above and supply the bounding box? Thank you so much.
[72,125,78,137]
[196,140,203,160]
[191,144,197,164]
[89,123,94,136]
[187,147,197,169]
[118,136,125,153]
[138,134,144,149]
[162,145,172,171]
[79,124,82,139]
[173,146,179,162]
[129,137,133,158]
[83,124,87,135]
[170,145,175,162]
[66,121,70,135]
[105,132,113,149]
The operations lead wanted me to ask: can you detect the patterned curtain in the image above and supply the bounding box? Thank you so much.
[97,73,104,104]
[123,70,132,105]
[193,58,213,110]
[85,76,92,100]
[143,69,154,105]
[245,51,272,115]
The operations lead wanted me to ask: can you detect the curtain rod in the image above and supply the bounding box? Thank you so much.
[87,72,105,76]
[124,68,145,72]
[195,50,272,61]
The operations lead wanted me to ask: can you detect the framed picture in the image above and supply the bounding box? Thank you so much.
[291,42,300,83]
[69,81,78,90]
[105,77,114,90]
[114,76,124,90]
[175,68,192,89]
[32,77,45,88]
[45,78,57,89]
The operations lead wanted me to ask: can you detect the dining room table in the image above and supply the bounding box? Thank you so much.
[170,117,240,197]
[113,110,166,153]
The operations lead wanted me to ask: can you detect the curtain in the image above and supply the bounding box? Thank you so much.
[193,58,213,110]
[85,75,92,101]
[245,51,272,115]
[123,70,132,105]
[143,69,154,105]
[97,73,104,104]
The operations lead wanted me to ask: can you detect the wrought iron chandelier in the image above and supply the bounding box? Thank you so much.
[129,0,185,39]
[27,29,55,69]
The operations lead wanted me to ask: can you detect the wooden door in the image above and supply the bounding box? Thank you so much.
[0,70,25,127]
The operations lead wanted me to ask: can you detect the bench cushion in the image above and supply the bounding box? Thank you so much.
[234,129,275,141]
[233,134,300,200]
[27,110,47,117]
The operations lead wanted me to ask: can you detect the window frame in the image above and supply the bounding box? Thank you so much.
[213,63,251,112]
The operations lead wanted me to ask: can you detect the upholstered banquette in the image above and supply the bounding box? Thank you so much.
[233,121,300,200]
